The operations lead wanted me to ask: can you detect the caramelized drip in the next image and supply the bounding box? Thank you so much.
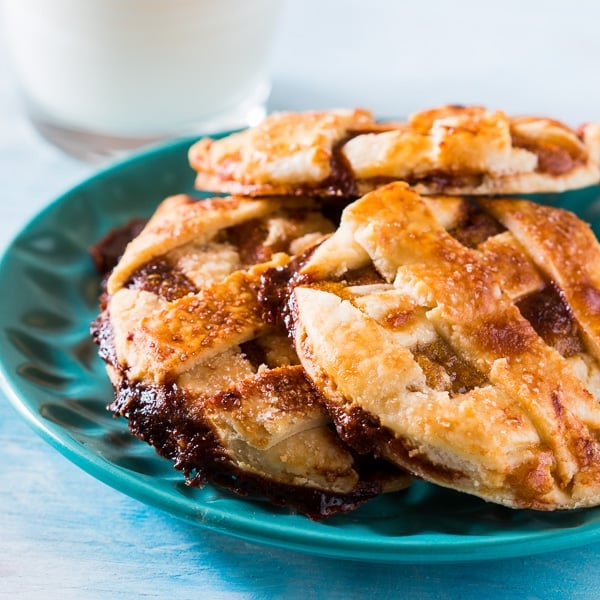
[331,403,466,484]
[259,263,297,328]
[89,218,147,275]
[258,247,318,327]
[90,311,119,369]
[327,137,358,197]
[90,317,400,520]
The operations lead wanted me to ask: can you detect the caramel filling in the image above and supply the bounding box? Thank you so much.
[517,283,584,357]
[225,218,282,265]
[126,258,197,302]
[89,218,147,275]
[449,205,506,249]
[413,338,488,395]
[511,135,584,175]
[321,130,588,195]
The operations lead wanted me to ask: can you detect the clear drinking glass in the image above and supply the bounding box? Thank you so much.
[2,0,282,161]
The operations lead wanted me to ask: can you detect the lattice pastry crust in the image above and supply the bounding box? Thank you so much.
[92,194,409,518]
[189,105,600,197]
[282,182,600,509]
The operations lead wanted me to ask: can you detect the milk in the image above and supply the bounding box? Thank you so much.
[2,0,281,153]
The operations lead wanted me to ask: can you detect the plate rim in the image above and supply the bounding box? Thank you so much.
[2,135,600,564]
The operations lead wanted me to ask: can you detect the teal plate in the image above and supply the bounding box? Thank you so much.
[2,136,600,564]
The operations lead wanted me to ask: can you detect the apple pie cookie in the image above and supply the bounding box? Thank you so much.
[189,105,600,197]
[274,182,600,510]
[92,193,409,518]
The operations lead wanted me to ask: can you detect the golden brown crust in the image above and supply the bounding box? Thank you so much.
[286,183,600,509]
[94,193,410,517]
[189,106,600,197]
[107,195,276,294]
[189,109,374,196]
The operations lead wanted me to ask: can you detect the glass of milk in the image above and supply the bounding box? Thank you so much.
[2,0,282,161]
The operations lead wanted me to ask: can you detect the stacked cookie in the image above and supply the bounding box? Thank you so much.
[93,105,600,517]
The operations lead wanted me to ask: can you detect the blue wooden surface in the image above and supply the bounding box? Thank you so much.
[2,2,600,597]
